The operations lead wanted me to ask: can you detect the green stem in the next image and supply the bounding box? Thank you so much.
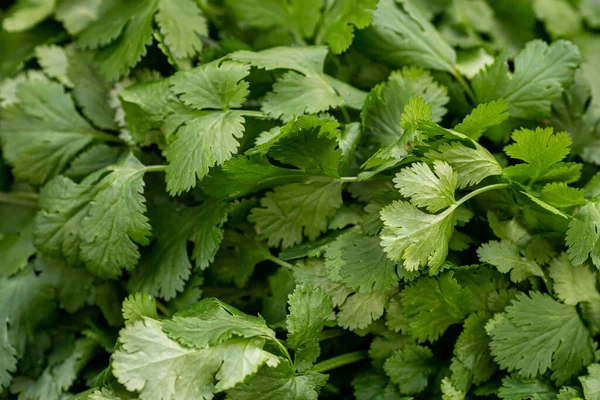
[144,165,168,173]
[339,106,351,124]
[455,183,511,207]
[340,176,359,183]
[452,68,476,102]
[156,301,172,318]
[319,329,346,342]
[238,110,269,119]
[0,192,39,208]
[268,254,294,270]
[92,131,124,144]
[311,351,368,374]
[272,338,293,364]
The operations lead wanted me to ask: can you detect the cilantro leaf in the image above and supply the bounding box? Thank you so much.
[356,0,457,73]
[226,360,328,400]
[165,61,254,195]
[2,0,55,32]
[453,100,510,141]
[315,0,378,54]
[122,293,158,324]
[361,67,448,147]
[503,127,581,185]
[128,199,227,300]
[477,240,545,283]
[566,201,600,268]
[325,229,401,293]
[337,291,389,330]
[384,344,436,395]
[473,40,581,119]
[394,161,457,213]
[580,363,600,400]
[113,318,279,400]
[231,46,366,121]
[35,153,151,278]
[380,200,457,272]
[400,272,474,342]
[455,311,496,384]
[77,0,207,80]
[486,291,596,384]
[549,253,600,305]
[0,79,116,184]
[249,181,343,248]
[286,284,334,371]
[425,142,503,189]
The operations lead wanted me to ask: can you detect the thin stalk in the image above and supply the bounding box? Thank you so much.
[455,183,511,207]
[92,131,124,144]
[311,351,368,373]
[340,176,359,183]
[267,254,294,270]
[156,301,172,318]
[144,165,168,173]
[272,338,293,364]
[319,329,346,342]
[452,69,476,102]
[238,110,269,119]
[0,192,39,209]
[339,106,351,124]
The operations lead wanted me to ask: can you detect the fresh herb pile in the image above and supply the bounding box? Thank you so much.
[1,0,600,399]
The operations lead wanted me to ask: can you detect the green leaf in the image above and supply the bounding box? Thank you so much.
[128,199,227,299]
[566,201,600,268]
[36,257,94,313]
[162,297,276,349]
[533,0,582,39]
[0,79,115,184]
[356,0,456,73]
[293,259,353,307]
[225,0,322,40]
[155,0,207,60]
[324,229,400,293]
[12,338,97,399]
[249,181,343,248]
[580,363,600,400]
[122,293,159,324]
[486,291,596,384]
[315,0,379,54]
[352,372,404,400]
[384,344,436,395]
[455,311,496,384]
[400,272,473,342]
[380,200,457,272]
[549,253,600,305]
[35,153,151,278]
[166,111,246,195]
[113,318,279,400]
[226,360,328,400]
[55,0,117,35]
[0,270,55,384]
[35,44,72,87]
[393,161,456,213]
[286,284,334,371]
[77,0,157,80]
[231,46,366,121]
[426,142,503,189]
[473,40,581,119]
[337,291,389,330]
[170,61,250,111]
[477,240,545,283]
[361,67,449,147]
[453,100,510,141]
[2,0,56,32]
[538,183,586,208]
[503,127,580,185]
[497,377,557,400]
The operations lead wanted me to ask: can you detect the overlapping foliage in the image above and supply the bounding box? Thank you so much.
[1,0,600,399]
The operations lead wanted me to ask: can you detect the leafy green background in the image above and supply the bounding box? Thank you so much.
[1,0,600,399]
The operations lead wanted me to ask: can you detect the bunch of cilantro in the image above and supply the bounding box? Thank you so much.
[1,0,600,399]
